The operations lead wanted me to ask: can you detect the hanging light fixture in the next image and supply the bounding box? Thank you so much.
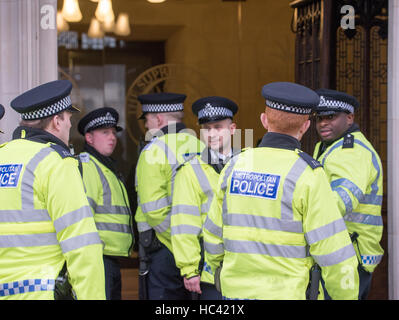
[88,17,104,38]
[61,0,82,22]
[102,14,115,32]
[115,13,131,36]
[95,0,115,23]
[147,0,167,3]
[57,11,70,32]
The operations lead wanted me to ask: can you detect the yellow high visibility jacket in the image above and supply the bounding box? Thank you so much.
[313,126,384,273]
[0,127,105,300]
[171,148,225,284]
[135,123,205,252]
[79,149,133,257]
[204,132,359,300]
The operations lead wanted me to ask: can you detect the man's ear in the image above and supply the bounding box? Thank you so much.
[230,122,237,135]
[156,113,164,127]
[49,114,61,132]
[85,132,93,145]
[347,113,355,126]
[260,112,268,130]
[297,119,311,141]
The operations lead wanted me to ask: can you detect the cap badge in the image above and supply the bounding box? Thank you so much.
[205,103,213,111]
[105,112,116,122]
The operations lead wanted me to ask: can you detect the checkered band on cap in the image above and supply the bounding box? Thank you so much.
[84,112,117,134]
[198,103,233,120]
[266,99,313,115]
[142,103,184,114]
[21,95,72,120]
[318,95,355,113]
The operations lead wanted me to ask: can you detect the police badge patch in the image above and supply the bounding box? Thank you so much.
[230,170,280,200]
[0,164,23,188]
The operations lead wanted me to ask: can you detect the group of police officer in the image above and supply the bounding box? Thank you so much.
[0,78,383,300]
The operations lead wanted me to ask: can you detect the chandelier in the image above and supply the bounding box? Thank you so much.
[59,0,131,37]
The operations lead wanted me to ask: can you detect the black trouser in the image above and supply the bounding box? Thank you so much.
[103,256,122,300]
[200,282,222,300]
[147,244,191,300]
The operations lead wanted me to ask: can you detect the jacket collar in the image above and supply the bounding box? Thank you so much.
[159,122,187,136]
[12,126,70,151]
[317,123,360,158]
[200,147,241,174]
[258,132,301,151]
[83,143,120,177]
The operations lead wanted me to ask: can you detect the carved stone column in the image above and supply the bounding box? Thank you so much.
[0,0,57,143]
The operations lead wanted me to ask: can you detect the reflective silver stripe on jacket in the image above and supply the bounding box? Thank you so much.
[0,146,101,251]
[21,147,54,211]
[171,204,201,217]
[204,216,223,238]
[88,159,132,236]
[304,218,348,245]
[171,156,215,236]
[204,241,224,255]
[312,244,356,267]
[322,138,382,208]
[171,224,202,236]
[344,211,383,226]
[90,160,131,215]
[220,155,352,262]
[280,158,308,222]
[222,157,308,234]
[224,238,309,259]
[190,157,214,214]
[0,147,54,223]
[137,221,152,232]
[53,205,93,232]
[0,233,58,248]
[96,222,132,234]
[224,213,303,233]
[141,196,171,214]
[138,137,180,234]
[59,232,102,253]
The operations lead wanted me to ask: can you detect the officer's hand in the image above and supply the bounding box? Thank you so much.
[184,275,202,294]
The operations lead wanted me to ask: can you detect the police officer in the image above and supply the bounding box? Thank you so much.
[313,89,384,300]
[135,92,204,300]
[0,80,105,300]
[0,104,4,133]
[171,96,239,300]
[204,82,359,300]
[77,107,134,300]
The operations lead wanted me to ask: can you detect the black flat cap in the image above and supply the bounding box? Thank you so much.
[0,104,4,120]
[10,80,79,120]
[315,88,359,115]
[137,92,186,119]
[192,96,238,124]
[261,82,320,115]
[78,107,123,135]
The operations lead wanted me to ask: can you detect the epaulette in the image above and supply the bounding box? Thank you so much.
[79,152,90,163]
[232,147,249,157]
[176,152,201,171]
[142,137,158,152]
[342,133,354,149]
[297,151,322,170]
[50,144,73,159]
